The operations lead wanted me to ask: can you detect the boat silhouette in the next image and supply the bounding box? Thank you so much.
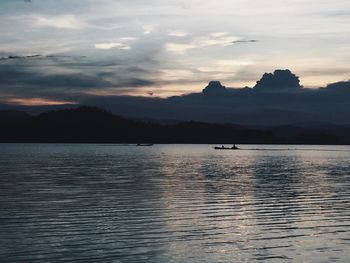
[137,143,154,146]
[214,145,239,150]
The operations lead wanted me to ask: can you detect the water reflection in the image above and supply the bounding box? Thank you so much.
[0,144,350,262]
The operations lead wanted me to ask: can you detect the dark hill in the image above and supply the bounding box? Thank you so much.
[0,110,30,120]
[0,106,348,144]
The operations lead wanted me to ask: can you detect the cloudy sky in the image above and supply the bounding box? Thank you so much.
[0,0,350,105]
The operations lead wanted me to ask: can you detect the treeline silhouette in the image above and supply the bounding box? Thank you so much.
[0,106,347,144]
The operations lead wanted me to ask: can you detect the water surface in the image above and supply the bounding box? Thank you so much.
[1,144,350,262]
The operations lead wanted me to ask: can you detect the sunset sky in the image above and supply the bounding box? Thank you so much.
[0,0,350,104]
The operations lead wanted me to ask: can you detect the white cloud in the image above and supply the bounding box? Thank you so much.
[165,43,196,54]
[166,34,240,54]
[211,32,230,37]
[215,59,256,66]
[195,36,239,47]
[94,42,131,50]
[168,30,188,37]
[120,37,138,41]
[31,15,86,29]
[94,37,137,50]
[159,69,196,80]
[142,25,154,34]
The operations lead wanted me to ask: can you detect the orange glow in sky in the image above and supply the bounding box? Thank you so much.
[4,98,77,106]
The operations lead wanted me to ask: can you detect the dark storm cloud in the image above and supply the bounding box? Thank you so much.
[41,55,129,70]
[0,54,158,99]
[202,81,227,95]
[0,66,155,92]
[254,69,302,90]
[0,54,41,61]
[0,64,107,88]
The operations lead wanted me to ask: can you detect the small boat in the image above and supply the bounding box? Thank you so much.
[214,145,239,150]
[137,143,154,146]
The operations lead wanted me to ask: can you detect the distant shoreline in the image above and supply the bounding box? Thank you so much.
[1,106,349,145]
[1,143,349,146]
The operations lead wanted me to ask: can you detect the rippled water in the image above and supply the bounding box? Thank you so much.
[1,144,350,262]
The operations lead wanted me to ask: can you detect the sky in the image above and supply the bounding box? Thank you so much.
[0,0,350,105]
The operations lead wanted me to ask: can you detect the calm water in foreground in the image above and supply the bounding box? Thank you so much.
[1,144,350,262]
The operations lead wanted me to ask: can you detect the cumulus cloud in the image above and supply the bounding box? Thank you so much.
[202,81,227,95]
[254,69,302,90]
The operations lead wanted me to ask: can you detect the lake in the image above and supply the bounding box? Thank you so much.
[1,144,350,262]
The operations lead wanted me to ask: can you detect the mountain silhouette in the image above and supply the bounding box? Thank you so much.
[0,110,30,120]
[0,106,347,144]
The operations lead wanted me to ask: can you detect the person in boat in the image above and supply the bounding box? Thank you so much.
[231,144,238,149]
